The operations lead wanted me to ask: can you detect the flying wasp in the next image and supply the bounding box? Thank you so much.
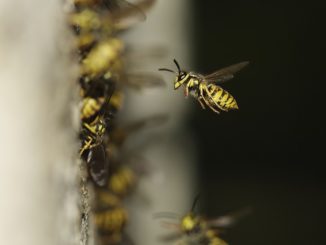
[159,59,249,114]
[154,196,251,245]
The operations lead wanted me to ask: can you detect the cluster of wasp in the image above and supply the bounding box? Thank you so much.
[69,0,249,244]
[70,0,165,244]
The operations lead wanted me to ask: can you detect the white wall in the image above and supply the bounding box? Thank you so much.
[121,1,197,244]
[0,2,79,245]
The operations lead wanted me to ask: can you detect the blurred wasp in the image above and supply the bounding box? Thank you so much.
[81,96,106,120]
[80,37,124,79]
[159,60,249,114]
[107,165,136,197]
[154,196,251,245]
[105,153,154,198]
[80,80,118,121]
[73,0,155,18]
[71,0,156,50]
[80,88,124,118]
[93,190,129,244]
[106,114,168,162]
[95,210,128,232]
[107,90,124,113]
[79,38,165,91]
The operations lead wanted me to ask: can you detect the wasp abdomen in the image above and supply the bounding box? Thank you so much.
[207,84,238,111]
[94,207,128,232]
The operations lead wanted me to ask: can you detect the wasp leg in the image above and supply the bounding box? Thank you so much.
[199,83,210,105]
[197,97,206,109]
[199,83,220,114]
[208,95,227,112]
[80,137,93,156]
[206,101,220,114]
[184,83,191,97]
[212,98,228,112]
[83,122,97,134]
[205,86,228,112]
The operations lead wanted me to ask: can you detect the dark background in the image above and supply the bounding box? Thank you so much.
[189,1,326,245]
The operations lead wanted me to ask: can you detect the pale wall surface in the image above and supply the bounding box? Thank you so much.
[122,1,197,244]
[0,2,79,245]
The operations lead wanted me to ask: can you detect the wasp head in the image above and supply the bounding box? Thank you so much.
[159,59,188,90]
[180,212,203,235]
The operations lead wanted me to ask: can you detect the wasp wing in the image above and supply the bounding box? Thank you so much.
[204,61,249,84]
[124,72,166,89]
[87,144,109,187]
[158,232,183,243]
[124,114,168,133]
[105,0,156,30]
[206,207,252,229]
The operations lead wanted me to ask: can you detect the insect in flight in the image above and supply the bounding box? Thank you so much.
[154,196,251,245]
[159,59,249,114]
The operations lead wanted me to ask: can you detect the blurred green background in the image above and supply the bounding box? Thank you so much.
[189,1,326,245]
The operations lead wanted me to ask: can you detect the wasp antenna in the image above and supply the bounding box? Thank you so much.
[153,212,181,220]
[160,221,180,230]
[173,59,181,73]
[158,68,176,73]
[191,194,201,212]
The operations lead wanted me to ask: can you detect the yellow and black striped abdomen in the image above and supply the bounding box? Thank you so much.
[94,207,128,232]
[207,84,238,111]
[108,167,136,196]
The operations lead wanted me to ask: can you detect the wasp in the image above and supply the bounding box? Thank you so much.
[80,115,110,186]
[81,48,165,91]
[80,75,117,121]
[159,59,249,114]
[80,37,124,79]
[71,0,156,51]
[107,166,137,197]
[80,88,117,120]
[107,90,124,113]
[81,96,106,120]
[94,207,128,235]
[154,196,251,245]
[104,154,154,199]
[80,39,165,90]
[94,190,129,244]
